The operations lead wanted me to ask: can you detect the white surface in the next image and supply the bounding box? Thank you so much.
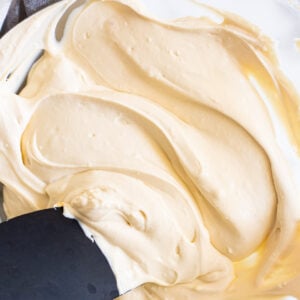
[0,0,11,30]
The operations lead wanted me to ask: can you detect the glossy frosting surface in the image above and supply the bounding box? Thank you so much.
[0,0,300,298]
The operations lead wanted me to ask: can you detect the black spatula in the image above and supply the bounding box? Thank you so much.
[0,208,119,300]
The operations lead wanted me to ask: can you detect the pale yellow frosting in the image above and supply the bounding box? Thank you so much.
[0,0,300,299]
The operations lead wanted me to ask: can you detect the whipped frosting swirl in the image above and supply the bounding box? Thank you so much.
[0,0,300,298]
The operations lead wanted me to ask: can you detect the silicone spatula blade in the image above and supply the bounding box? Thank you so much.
[0,208,119,300]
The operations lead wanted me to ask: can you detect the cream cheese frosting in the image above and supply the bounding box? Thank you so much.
[0,0,300,298]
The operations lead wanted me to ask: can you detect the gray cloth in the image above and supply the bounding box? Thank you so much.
[0,0,62,37]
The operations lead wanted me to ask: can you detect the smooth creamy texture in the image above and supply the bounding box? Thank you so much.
[0,0,300,298]
[296,39,300,51]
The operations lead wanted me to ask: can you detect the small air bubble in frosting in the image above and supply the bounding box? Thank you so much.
[88,132,96,138]
[190,230,197,244]
[226,247,233,255]
[83,32,91,40]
